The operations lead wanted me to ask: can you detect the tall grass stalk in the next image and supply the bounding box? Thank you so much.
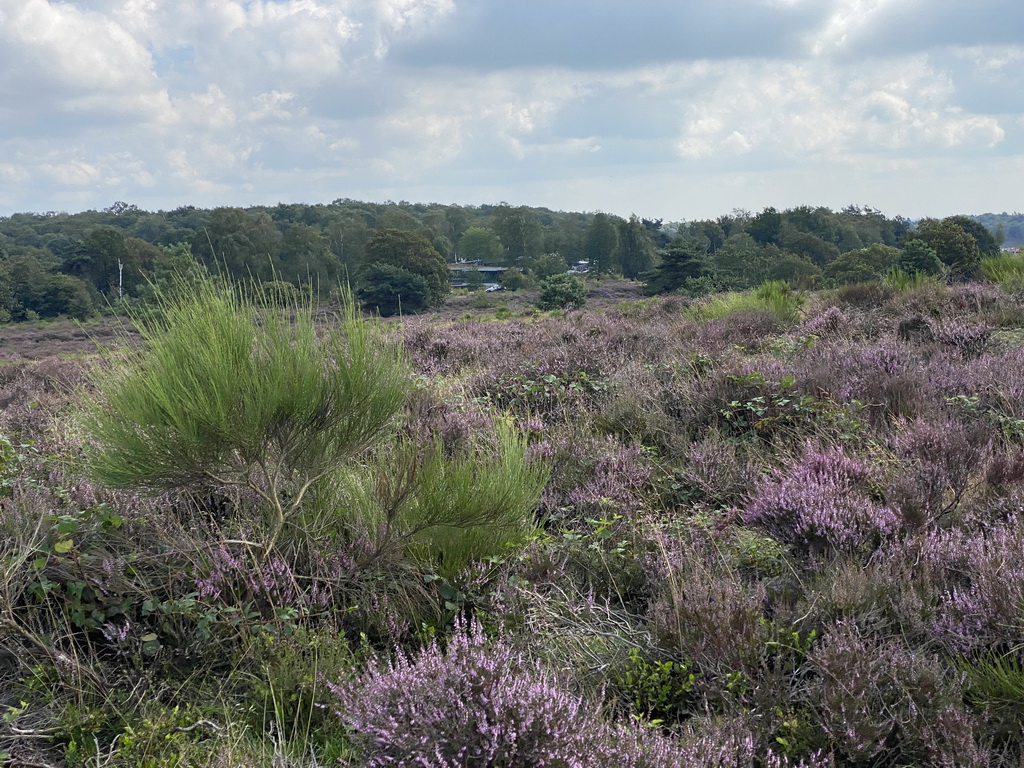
[980,253,1024,289]
[688,280,804,324]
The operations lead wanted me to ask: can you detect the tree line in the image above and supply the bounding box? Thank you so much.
[0,199,1008,321]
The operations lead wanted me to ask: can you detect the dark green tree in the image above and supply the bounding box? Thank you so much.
[358,263,431,316]
[38,274,95,320]
[911,218,983,278]
[779,226,840,266]
[748,207,783,245]
[823,244,900,285]
[644,236,709,294]
[583,213,620,275]
[492,204,542,263]
[530,253,569,280]
[617,215,655,279]
[897,240,944,276]
[278,223,339,286]
[766,254,821,286]
[946,215,999,258]
[500,267,527,291]
[709,234,768,291]
[64,226,131,295]
[362,228,450,307]
[191,207,283,281]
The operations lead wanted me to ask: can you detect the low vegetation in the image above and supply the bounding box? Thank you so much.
[4,203,1024,765]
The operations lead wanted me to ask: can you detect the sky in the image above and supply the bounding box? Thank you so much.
[1,0,1022,222]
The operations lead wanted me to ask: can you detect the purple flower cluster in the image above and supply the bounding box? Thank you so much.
[329,619,602,767]
[330,617,830,768]
[742,445,900,556]
[913,521,1024,653]
[195,544,303,612]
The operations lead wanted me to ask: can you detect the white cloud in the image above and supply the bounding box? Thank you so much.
[0,0,1021,219]
[674,56,1010,166]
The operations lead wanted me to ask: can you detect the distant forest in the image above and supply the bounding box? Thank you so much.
[0,199,1017,322]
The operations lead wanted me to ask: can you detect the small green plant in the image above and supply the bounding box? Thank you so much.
[717,372,863,444]
[615,646,697,724]
[327,419,550,581]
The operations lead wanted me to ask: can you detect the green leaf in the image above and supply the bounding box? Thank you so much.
[53,539,74,554]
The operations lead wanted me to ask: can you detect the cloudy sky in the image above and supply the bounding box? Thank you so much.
[1,0,1022,221]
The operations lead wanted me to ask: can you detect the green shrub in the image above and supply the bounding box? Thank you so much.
[321,419,549,580]
[82,278,410,551]
[537,273,588,311]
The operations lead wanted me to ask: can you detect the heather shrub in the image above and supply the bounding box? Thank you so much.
[931,316,993,357]
[329,619,605,767]
[664,432,763,508]
[913,522,1024,654]
[648,527,770,677]
[536,434,654,525]
[804,622,982,766]
[833,281,893,309]
[694,307,785,351]
[329,616,823,768]
[885,417,992,527]
[791,335,933,425]
[796,305,851,340]
[799,553,930,646]
[742,444,900,558]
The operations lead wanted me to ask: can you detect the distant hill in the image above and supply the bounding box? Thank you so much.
[973,212,1024,249]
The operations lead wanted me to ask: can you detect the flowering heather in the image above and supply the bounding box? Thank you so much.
[806,621,981,765]
[330,617,829,768]
[931,317,993,357]
[912,521,1024,653]
[886,417,991,525]
[403,391,496,456]
[742,445,900,557]
[672,433,762,507]
[535,435,655,524]
[796,305,850,340]
[195,544,303,614]
[329,619,605,767]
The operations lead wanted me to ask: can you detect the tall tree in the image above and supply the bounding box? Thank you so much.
[361,228,450,307]
[911,218,984,278]
[583,213,620,275]
[64,226,131,295]
[748,207,783,245]
[644,236,709,294]
[617,215,655,279]
[278,223,339,286]
[457,227,503,263]
[191,207,283,281]
[492,204,542,263]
